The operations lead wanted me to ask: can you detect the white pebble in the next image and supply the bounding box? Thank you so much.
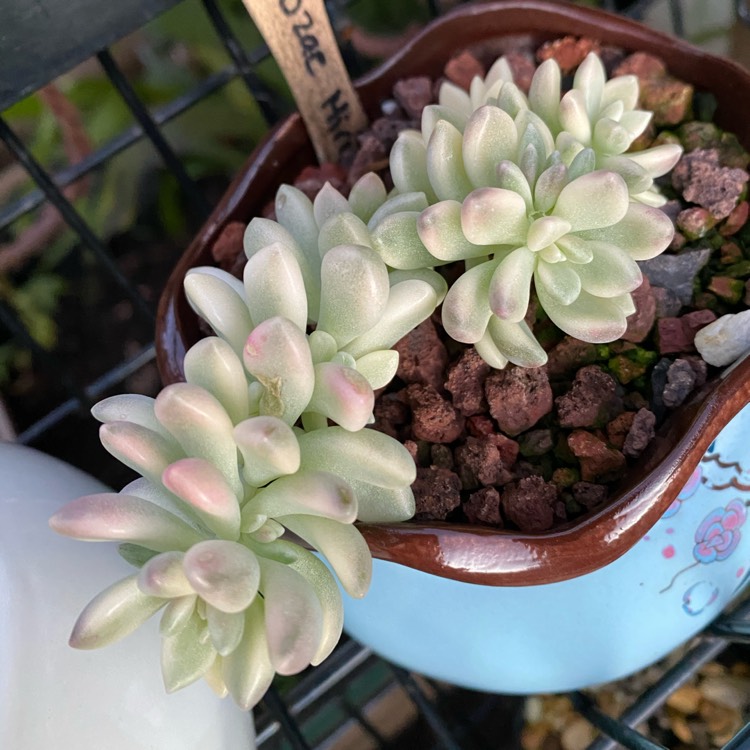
[694,309,750,366]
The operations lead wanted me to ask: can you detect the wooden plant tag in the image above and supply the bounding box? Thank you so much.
[243,0,369,164]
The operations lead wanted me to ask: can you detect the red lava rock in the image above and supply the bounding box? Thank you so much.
[672,149,749,220]
[444,50,485,90]
[623,408,657,458]
[567,431,627,483]
[466,414,495,438]
[613,52,667,80]
[392,76,433,120]
[348,134,387,183]
[395,319,450,390]
[455,436,505,489]
[545,336,600,380]
[406,383,465,444]
[487,432,520,469]
[669,231,687,252]
[412,467,462,521]
[372,392,409,439]
[445,347,491,416]
[681,309,718,341]
[211,221,245,275]
[294,163,348,200]
[720,200,749,236]
[676,207,716,240]
[656,317,693,354]
[607,411,636,450]
[464,487,503,526]
[485,366,553,436]
[555,365,623,429]
[536,36,601,73]
[623,276,657,343]
[501,476,558,532]
[662,359,696,408]
[572,482,609,510]
[503,50,536,92]
[639,76,693,126]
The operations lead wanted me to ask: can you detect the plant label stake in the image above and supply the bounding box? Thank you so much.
[243,0,369,164]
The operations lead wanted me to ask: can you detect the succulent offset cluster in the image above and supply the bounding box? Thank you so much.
[390,51,680,366]
[50,48,684,710]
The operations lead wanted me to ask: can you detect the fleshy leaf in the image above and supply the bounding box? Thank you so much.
[281,514,372,598]
[206,605,245,656]
[317,213,372,257]
[307,362,374,431]
[536,285,628,343]
[346,477,415,524]
[573,242,642,297]
[427,120,474,201]
[442,258,499,343]
[370,211,438,270]
[183,337,249,425]
[161,458,241,540]
[486,317,547,368]
[343,280,438,357]
[461,188,528,245]
[243,242,308,331]
[462,106,518,188]
[155,383,242,497]
[222,598,275,710]
[390,131,436,201]
[552,170,629,231]
[317,244,389,346]
[50,493,204,551]
[69,575,165,649]
[298,427,416,489]
[184,268,252,355]
[138,551,193,598]
[488,247,535,322]
[234,416,301,487]
[313,182,350,227]
[354,350,399,390]
[160,595,197,636]
[161,609,217,692]
[243,316,315,425]
[99,422,183,486]
[534,259,582,306]
[92,395,168,439]
[242,470,357,525]
[182,540,261,614]
[528,59,561,132]
[347,172,388,223]
[258,556,324,675]
[418,200,497,262]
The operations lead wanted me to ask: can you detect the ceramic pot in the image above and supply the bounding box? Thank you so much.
[0,442,256,748]
[155,1,750,691]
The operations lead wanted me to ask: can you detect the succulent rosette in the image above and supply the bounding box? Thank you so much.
[50,336,416,709]
[184,173,445,431]
[388,52,678,367]
[532,52,683,205]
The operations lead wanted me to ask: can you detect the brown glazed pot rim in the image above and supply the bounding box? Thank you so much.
[156,0,750,586]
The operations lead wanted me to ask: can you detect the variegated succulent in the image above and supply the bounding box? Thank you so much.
[389,51,680,366]
[50,335,416,709]
[50,46,687,712]
[185,173,445,431]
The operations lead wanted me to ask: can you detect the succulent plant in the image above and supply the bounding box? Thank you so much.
[388,51,680,366]
[49,46,689,712]
[184,173,445,431]
[50,336,416,709]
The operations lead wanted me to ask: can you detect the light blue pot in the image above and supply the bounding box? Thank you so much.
[343,404,750,693]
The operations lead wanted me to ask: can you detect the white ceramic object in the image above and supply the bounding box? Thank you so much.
[0,442,255,750]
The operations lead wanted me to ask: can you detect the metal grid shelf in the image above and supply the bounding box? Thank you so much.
[1,0,749,747]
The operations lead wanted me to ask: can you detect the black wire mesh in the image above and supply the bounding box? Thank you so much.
[1,0,749,747]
